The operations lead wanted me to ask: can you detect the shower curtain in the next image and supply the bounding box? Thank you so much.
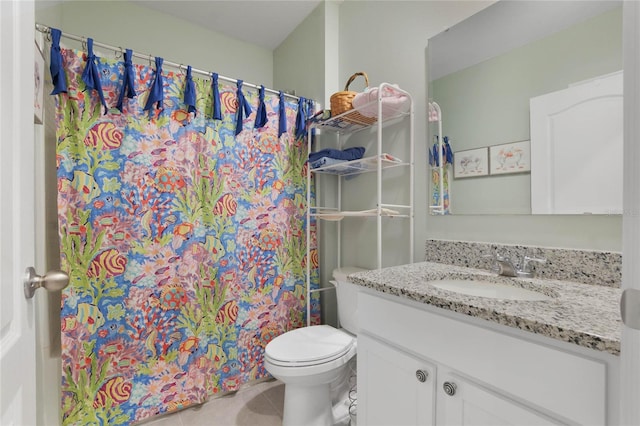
[54,46,319,425]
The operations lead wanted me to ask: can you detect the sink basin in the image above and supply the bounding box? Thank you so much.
[429,279,553,301]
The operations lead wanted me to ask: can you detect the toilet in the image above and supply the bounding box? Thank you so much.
[264,266,366,426]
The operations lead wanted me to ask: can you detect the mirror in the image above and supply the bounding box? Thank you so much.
[427,1,622,215]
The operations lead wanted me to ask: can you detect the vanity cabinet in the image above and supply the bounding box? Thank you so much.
[358,291,611,425]
[358,335,558,426]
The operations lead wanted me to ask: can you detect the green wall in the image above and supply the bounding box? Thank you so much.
[36,0,274,85]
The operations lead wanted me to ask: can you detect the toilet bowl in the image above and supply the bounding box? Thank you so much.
[264,267,366,426]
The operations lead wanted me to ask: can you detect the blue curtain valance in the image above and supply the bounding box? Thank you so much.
[46,27,314,137]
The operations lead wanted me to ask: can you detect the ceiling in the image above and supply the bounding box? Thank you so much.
[131,0,322,50]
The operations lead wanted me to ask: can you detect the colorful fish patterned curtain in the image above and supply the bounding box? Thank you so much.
[430,167,450,214]
[55,47,319,425]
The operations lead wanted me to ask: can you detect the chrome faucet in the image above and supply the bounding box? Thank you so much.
[518,255,547,278]
[484,253,546,278]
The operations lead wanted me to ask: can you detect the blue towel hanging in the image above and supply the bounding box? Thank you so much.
[306,98,316,140]
[184,65,196,114]
[211,73,221,120]
[255,85,267,128]
[295,96,307,139]
[144,56,164,113]
[306,98,314,120]
[116,48,136,112]
[278,91,287,137]
[49,28,67,95]
[235,80,252,135]
[81,38,108,114]
[443,136,454,165]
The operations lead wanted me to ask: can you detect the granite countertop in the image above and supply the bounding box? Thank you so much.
[348,262,623,355]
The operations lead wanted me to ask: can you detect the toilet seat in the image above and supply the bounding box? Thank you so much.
[265,325,355,368]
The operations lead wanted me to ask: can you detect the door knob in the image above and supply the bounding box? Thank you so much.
[415,369,428,383]
[23,267,69,299]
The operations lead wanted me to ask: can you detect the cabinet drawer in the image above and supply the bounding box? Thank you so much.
[359,292,606,425]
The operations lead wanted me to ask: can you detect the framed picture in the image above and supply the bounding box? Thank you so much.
[489,140,531,175]
[34,41,45,124]
[453,147,489,178]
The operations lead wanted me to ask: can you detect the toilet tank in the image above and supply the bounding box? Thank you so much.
[332,267,368,335]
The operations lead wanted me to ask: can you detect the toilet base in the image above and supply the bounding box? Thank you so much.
[282,382,333,426]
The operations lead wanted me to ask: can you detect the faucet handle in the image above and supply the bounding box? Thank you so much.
[484,252,510,261]
[521,255,546,273]
[482,253,500,274]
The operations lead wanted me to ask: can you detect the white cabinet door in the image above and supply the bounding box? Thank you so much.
[436,373,561,426]
[358,333,435,426]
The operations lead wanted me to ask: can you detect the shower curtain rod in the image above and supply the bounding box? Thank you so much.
[35,23,302,101]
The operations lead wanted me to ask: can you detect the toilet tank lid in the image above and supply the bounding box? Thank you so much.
[332,266,368,282]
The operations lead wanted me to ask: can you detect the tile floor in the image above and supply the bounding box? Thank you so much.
[140,379,284,426]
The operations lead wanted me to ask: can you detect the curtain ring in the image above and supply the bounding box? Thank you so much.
[115,46,123,60]
[149,54,153,67]
[81,37,87,52]
[45,29,52,42]
[178,64,185,76]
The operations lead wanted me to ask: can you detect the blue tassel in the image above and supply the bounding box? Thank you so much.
[295,97,307,139]
[255,85,267,128]
[116,49,136,112]
[443,136,454,165]
[81,38,108,114]
[49,28,67,95]
[184,65,196,114]
[211,73,221,120]
[306,99,315,140]
[278,91,287,137]
[234,80,252,135]
[144,57,164,113]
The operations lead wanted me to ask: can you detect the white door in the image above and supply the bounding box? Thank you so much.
[529,71,623,215]
[0,1,37,425]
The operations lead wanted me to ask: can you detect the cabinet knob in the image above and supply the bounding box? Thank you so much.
[443,381,457,396]
[415,370,428,383]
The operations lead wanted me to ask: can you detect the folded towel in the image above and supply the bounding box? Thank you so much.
[352,84,410,118]
[310,157,367,176]
[310,157,351,169]
[308,146,365,163]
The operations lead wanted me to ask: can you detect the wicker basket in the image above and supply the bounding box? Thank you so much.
[330,72,376,125]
